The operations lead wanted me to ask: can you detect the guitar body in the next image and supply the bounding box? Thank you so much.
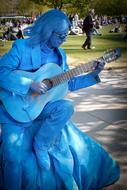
[0,48,121,123]
[1,63,68,122]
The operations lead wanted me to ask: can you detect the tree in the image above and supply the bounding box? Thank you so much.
[17,0,30,15]
[91,0,127,16]
[30,0,70,9]
[1,0,126,17]
[0,0,17,16]
[30,0,90,17]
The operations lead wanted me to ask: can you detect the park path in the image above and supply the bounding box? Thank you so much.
[67,69,127,190]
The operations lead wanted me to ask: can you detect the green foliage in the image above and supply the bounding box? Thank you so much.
[67,0,89,17]
[24,0,127,17]
[91,0,127,16]
[0,0,127,17]
[0,0,17,15]
[18,0,30,15]
[30,0,90,15]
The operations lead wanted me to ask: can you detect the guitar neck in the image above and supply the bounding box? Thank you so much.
[51,56,104,87]
[50,47,121,87]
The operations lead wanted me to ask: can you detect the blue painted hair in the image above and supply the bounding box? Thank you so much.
[26,9,71,46]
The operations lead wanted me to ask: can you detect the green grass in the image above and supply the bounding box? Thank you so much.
[62,25,127,68]
[0,41,12,55]
[0,25,127,69]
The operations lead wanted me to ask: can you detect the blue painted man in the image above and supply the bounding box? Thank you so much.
[0,9,120,190]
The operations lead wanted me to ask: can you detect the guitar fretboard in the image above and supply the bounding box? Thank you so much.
[49,47,121,87]
[51,57,103,86]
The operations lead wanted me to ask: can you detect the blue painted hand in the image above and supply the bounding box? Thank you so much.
[92,60,106,77]
[30,81,49,94]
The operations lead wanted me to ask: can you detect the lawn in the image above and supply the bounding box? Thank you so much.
[62,25,127,69]
[0,25,127,69]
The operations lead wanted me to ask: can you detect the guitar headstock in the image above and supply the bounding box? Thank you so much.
[102,48,121,63]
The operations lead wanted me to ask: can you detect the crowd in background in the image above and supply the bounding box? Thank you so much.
[68,13,127,36]
[0,17,35,41]
[0,13,127,42]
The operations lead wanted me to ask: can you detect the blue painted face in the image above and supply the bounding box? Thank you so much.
[47,20,69,48]
[48,31,68,48]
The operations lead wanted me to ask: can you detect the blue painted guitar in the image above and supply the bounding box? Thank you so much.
[0,48,121,122]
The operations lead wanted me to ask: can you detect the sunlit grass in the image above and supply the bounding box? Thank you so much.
[62,26,127,68]
[0,25,127,68]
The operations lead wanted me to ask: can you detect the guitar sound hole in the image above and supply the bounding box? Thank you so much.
[42,79,53,90]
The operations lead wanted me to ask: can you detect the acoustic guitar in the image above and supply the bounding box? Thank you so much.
[0,48,121,122]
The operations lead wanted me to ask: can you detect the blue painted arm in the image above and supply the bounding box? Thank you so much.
[0,41,32,95]
[68,73,101,91]
[58,48,102,92]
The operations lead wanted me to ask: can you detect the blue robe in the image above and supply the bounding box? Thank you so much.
[0,39,120,190]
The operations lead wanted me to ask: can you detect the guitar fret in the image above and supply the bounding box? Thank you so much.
[51,48,121,88]
[67,71,72,79]
[65,73,69,80]
[53,77,59,86]
[82,64,87,72]
[77,65,84,75]
[84,63,90,71]
[71,69,76,78]
[63,73,68,80]
[79,65,85,74]
[61,74,66,82]
[69,68,75,76]
[52,61,95,87]
[57,75,62,84]
[61,73,66,82]
[85,61,94,71]
[57,77,62,84]
[77,67,81,75]
[52,78,56,86]
[72,67,80,76]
